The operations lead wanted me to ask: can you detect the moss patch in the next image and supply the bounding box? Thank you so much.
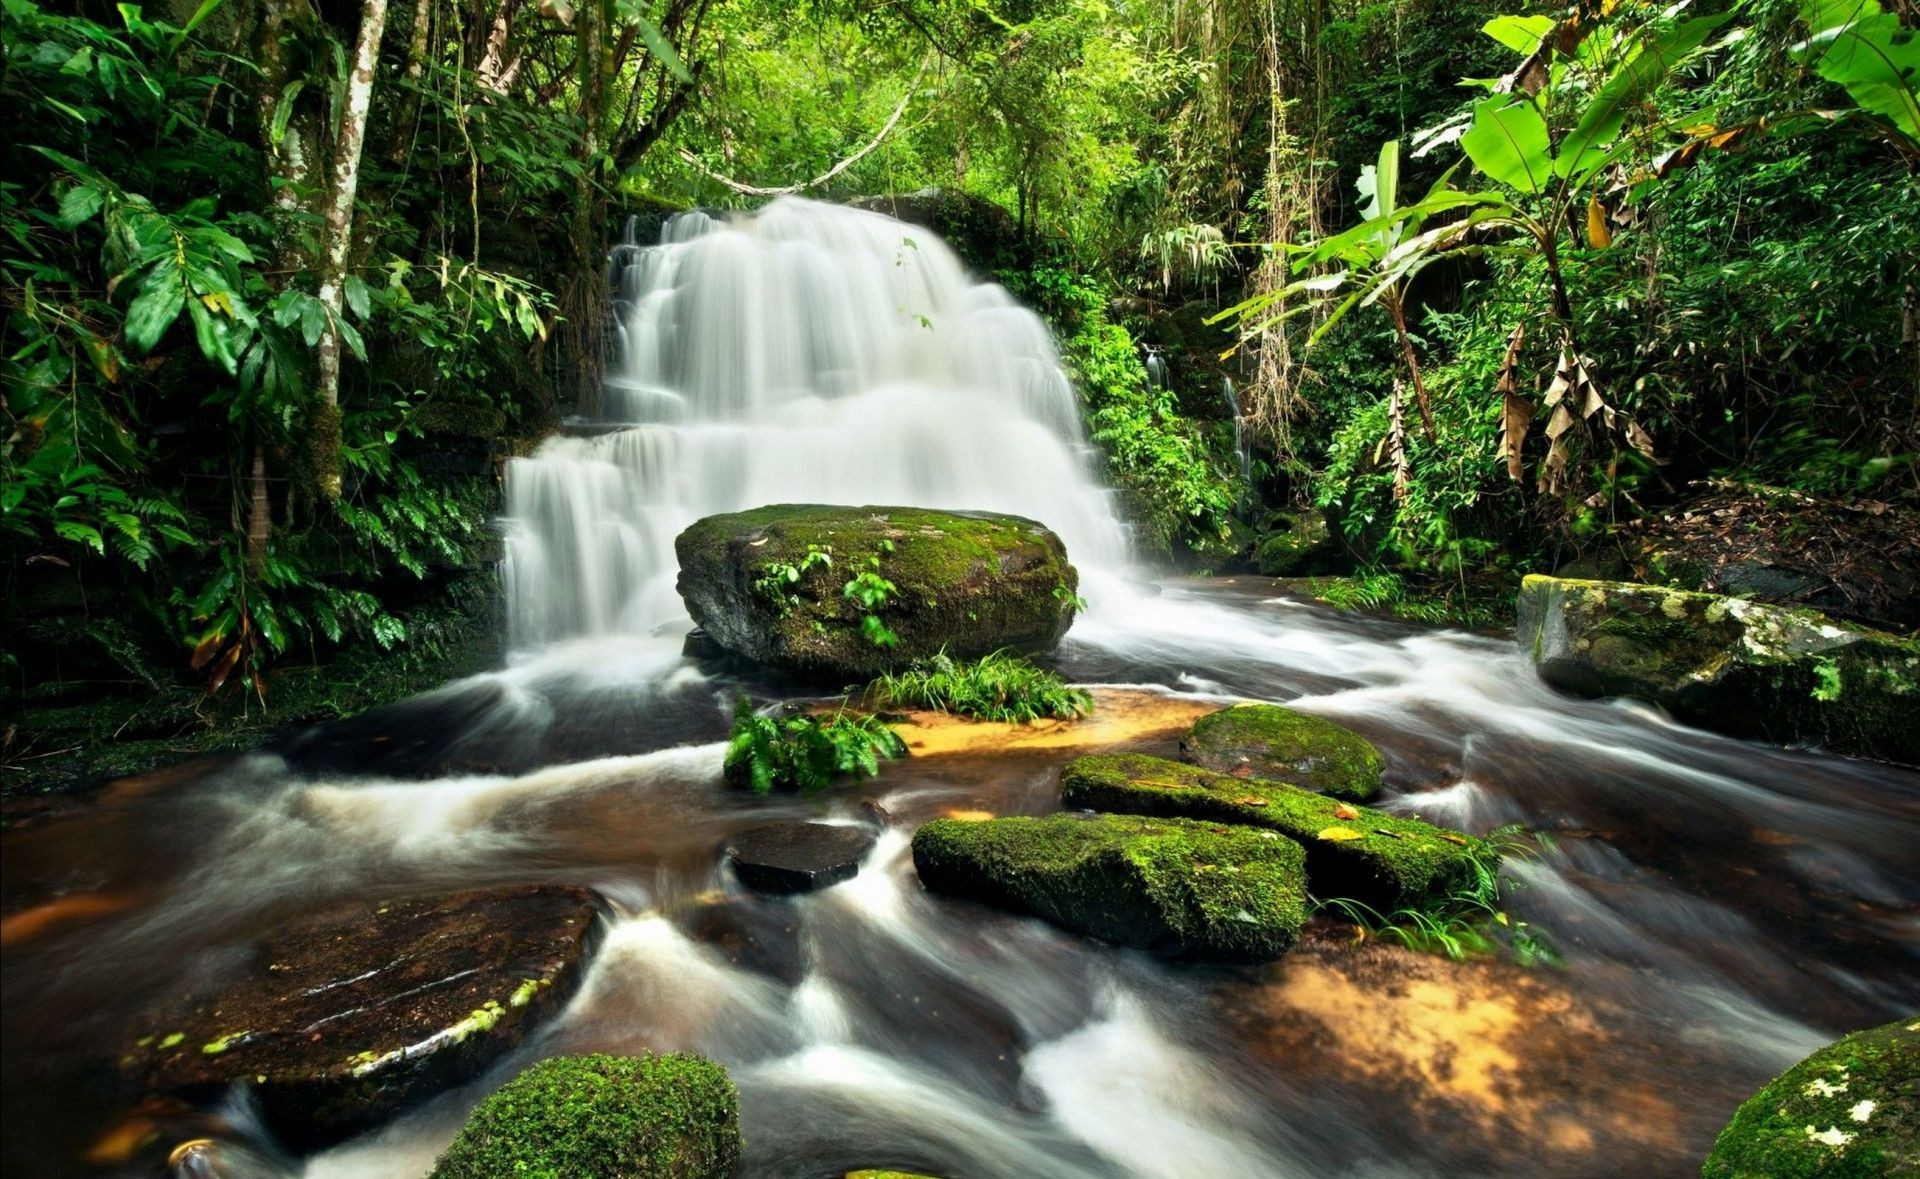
[911,813,1309,962]
[430,1052,742,1179]
[1059,753,1486,910]
[675,504,1077,684]
[1702,1017,1918,1178]
[1179,703,1384,801]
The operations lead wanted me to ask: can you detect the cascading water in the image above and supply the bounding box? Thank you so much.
[501,198,1131,651]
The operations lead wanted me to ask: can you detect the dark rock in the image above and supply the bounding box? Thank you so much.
[1702,1016,1918,1178]
[848,190,1023,274]
[675,504,1079,684]
[1059,753,1486,911]
[682,627,726,661]
[727,822,877,893]
[1179,703,1384,802]
[911,813,1309,962]
[429,1052,741,1179]
[122,885,605,1150]
[1517,575,1920,766]
[683,896,805,984]
[857,799,893,828]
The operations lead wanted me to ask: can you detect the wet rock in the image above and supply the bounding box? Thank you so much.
[1179,703,1384,802]
[683,895,805,984]
[1060,753,1486,910]
[848,189,1023,273]
[1252,509,1338,577]
[1702,1016,1918,1178]
[123,885,605,1150]
[682,627,727,661]
[1516,574,1920,766]
[429,1052,741,1179]
[675,504,1078,684]
[726,822,876,893]
[910,813,1309,962]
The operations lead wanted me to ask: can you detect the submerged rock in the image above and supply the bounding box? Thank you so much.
[1252,509,1338,577]
[726,821,876,893]
[430,1052,741,1179]
[124,885,605,1149]
[1179,703,1384,801]
[675,504,1078,684]
[1059,753,1486,910]
[910,812,1309,962]
[1702,1016,1918,1178]
[1516,575,1920,766]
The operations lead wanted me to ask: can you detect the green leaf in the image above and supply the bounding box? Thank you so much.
[56,184,105,229]
[344,274,370,320]
[55,521,105,552]
[1559,12,1737,179]
[1461,97,1553,193]
[1482,14,1557,55]
[631,16,693,85]
[124,272,186,352]
[1797,0,1920,147]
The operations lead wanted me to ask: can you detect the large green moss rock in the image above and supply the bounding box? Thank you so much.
[1702,1017,1918,1178]
[1059,753,1485,911]
[123,886,604,1150]
[675,504,1078,684]
[910,813,1309,962]
[1179,703,1383,802]
[1517,575,1920,766]
[1251,509,1337,576]
[430,1052,742,1179]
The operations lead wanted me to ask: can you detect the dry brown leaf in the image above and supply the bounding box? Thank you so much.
[1332,803,1361,820]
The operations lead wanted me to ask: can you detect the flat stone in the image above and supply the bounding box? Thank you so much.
[727,822,876,893]
[122,885,605,1150]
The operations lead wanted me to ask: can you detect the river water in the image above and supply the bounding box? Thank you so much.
[3,200,1915,1178]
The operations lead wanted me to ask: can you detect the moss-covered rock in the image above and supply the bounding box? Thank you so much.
[675,504,1078,684]
[430,1052,742,1179]
[1702,1017,1918,1178]
[124,886,604,1149]
[1179,703,1383,802]
[848,189,1024,273]
[1252,509,1337,577]
[1517,575,1920,766]
[1058,753,1485,910]
[910,813,1309,962]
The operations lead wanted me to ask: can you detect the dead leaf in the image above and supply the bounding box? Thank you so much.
[1235,797,1270,808]
[1333,803,1361,820]
[1586,195,1613,248]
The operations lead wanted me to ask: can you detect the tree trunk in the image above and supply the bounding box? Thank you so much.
[312,0,391,500]
[563,0,609,414]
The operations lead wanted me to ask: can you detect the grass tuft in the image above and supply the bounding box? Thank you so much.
[870,649,1093,723]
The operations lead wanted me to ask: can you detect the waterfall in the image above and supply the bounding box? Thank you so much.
[501,197,1133,651]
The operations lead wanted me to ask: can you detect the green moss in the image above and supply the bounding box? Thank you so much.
[1702,1017,1918,1178]
[429,1052,742,1179]
[1179,704,1383,801]
[1252,510,1333,576]
[911,813,1309,962]
[1059,753,1486,910]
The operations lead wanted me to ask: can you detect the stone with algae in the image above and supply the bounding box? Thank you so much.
[1060,753,1487,911]
[123,885,605,1149]
[911,812,1309,962]
[675,504,1077,684]
[1702,1016,1918,1178]
[1179,702,1384,802]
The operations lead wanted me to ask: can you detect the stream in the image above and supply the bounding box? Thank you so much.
[3,199,1916,1179]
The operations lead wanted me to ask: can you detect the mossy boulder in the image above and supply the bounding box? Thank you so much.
[1517,575,1920,766]
[1179,703,1383,802]
[1252,509,1337,576]
[910,813,1309,962]
[675,504,1078,684]
[430,1052,742,1179]
[123,886,604,1150]
[1058,753,1485,910]
[1702,1016,1918,1178]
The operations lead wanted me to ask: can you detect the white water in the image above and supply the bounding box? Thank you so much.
[501,197,1132,649]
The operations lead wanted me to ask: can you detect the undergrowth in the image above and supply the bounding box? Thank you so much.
[1318,823,1559,966]
[870,649,1094,723]
[722,699,906,794]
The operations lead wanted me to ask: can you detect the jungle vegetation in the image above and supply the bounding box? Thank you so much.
[4,0,1916,781]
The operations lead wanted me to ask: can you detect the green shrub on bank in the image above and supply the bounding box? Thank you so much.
[871,650,1093,723]
[429,1052,741,1179]
[723,700,906,794]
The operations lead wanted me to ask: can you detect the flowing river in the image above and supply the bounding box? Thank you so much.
[3,200,1916,1179]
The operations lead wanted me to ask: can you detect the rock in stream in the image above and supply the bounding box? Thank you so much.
[122,884,606,1149]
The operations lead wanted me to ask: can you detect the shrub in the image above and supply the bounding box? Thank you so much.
[871,649,1094,723]
[722,699,906,794]
[429,1052,741,1179]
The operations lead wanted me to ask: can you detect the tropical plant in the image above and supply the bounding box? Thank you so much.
[722,699,907,794]
[870,649,1094,723]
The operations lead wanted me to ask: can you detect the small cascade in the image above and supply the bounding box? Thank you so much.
[502,198,1132,650]
[1220,376,1251,505]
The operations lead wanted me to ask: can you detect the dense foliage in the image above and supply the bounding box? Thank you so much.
[722,699,907,793]
[871,649,1093,723]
